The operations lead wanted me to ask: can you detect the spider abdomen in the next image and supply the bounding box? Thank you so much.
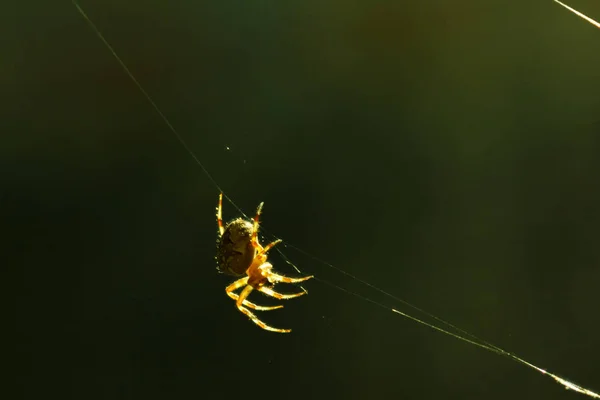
[216,218,256,276]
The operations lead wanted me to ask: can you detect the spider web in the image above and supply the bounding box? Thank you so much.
[71,0,599,398]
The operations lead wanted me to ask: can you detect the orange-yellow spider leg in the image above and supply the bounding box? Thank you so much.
[236,285,291,333]
[225,276,248,293]
[216,193,224,236]
[227,292,283,311]
[257,239,282,255]
[250,201,264,246]
[225,277,283,311]
[258,285,307,300]
[248,200,281,254]
[268,272,314,284]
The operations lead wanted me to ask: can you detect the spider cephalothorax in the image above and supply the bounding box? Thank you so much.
[215,193,313,333]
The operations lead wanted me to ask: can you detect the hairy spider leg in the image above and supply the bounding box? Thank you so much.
[257,285,307,300]
[256,261,314,289]
[225,277,283,311]
[257,238,282,256]
[249,201,265,249]
[267,271,314,284]
[249,199,282,258]
[236,285,291,333]
[216,193,224,236]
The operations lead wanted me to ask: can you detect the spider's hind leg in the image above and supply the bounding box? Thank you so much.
[216,193,224,236]
[250,201,265,244]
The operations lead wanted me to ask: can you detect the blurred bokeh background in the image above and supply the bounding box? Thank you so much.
[5,0,600,399]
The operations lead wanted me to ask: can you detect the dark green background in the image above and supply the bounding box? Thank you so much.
[6,0,600,399]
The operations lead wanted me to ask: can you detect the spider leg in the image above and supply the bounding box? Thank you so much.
[267,272,314,284]
[227,291,283,311]
[237,285,291,333]
[225,277,281,310]
[250,201,264,246]
[248,201,281,254]
[258,285,307,300]
[257,238,282,255]
[216,193,224,236]
[225,276,248,293]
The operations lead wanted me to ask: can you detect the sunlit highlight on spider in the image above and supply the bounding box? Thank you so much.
[215,193,313,333]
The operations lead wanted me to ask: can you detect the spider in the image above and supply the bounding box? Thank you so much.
[215,193,313,333]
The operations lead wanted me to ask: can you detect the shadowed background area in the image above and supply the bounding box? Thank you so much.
[5,0,600,399]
